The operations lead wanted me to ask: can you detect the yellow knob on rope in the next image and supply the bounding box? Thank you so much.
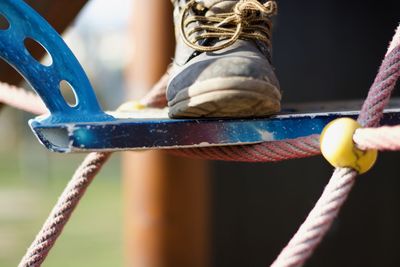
[320,118,377,174]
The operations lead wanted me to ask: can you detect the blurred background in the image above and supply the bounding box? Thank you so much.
[0,1,130,266]
[0,0,400,266]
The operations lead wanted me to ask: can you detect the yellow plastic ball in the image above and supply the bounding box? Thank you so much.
[117,101,146,112]
[320,118,377,174]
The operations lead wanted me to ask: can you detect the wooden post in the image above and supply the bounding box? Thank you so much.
[123,1,210,267]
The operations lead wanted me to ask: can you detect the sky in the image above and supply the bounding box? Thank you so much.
[75,0,133,30]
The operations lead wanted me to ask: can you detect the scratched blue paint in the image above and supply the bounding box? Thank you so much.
[29,110,400,152]
[0,0,112,123]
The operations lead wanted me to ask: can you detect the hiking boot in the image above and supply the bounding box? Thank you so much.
[167,0,281,118]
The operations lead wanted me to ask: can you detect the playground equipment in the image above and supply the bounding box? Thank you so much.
[0,0,400,266]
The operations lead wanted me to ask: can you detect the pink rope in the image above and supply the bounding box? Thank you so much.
[354,125,400,151]
[18,152,111,267]
[387,24,400,57]
[271,168,357,267]
[0,82,47,115]
[139,72,169,108]
[358,44,400,127]
[171,134,320,162]
[0,84,113,267]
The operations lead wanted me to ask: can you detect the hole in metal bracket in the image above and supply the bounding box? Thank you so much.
[60,80,78,107]
[0,14,10,30]
[24,38,53,66]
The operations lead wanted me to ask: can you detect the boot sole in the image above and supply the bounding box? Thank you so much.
[168,76,281,118]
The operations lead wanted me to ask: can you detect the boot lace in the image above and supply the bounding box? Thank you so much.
[180,0,277,52]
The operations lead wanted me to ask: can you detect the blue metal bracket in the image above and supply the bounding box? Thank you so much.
[30,105,400,152]
[1,0,400,153]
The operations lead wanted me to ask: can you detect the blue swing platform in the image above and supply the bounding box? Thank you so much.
[1,0,400,153]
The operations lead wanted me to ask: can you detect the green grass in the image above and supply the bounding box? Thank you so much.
[0,150,123,267]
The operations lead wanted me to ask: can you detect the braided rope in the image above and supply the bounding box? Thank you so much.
[0,82,47,115]
[271,168,357,267]
[387,24,400,57]
[358,44,400,127]
[354,125,400,151]
[0,83,113,267]
[18,152,111,267]
[139,72,169,108]
[171,134,320,162]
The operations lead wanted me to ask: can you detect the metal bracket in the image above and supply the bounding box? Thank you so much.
[30,106,400,152]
